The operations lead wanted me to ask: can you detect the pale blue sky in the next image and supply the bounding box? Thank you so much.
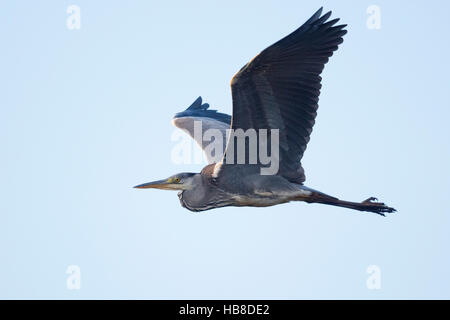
[1,0,449,299]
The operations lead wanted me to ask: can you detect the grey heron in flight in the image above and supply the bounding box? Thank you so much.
[135,8,396,216]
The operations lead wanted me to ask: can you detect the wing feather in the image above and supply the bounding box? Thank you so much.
[223,8,347,183]
[172,97,231,164]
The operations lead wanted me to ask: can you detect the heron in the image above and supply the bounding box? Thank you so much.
[134,8,396,216]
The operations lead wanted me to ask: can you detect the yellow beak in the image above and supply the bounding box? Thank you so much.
[134,178,180,190]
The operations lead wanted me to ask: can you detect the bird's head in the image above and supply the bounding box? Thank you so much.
[134,172,197,191]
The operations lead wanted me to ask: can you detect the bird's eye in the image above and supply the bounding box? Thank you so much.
[175,177,181,183]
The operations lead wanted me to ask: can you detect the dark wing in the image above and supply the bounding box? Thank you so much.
[224,8,347,183]
[172,97,231,163]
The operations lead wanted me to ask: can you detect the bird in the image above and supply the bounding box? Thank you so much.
[134,7,396,216]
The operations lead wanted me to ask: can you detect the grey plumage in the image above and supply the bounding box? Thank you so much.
[135,8,396,216]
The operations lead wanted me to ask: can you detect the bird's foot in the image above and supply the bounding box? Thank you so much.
[360,197,396,216]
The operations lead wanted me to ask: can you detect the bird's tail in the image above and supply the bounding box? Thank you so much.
[303,192,396,216]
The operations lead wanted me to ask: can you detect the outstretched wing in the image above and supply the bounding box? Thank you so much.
[224,7,347,183]
[172,97,231,164]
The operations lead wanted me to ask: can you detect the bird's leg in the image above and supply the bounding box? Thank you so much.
[304,193,396,216]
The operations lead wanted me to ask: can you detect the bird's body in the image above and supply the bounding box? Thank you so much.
[135,8,396,216]
[178,165,314,212]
